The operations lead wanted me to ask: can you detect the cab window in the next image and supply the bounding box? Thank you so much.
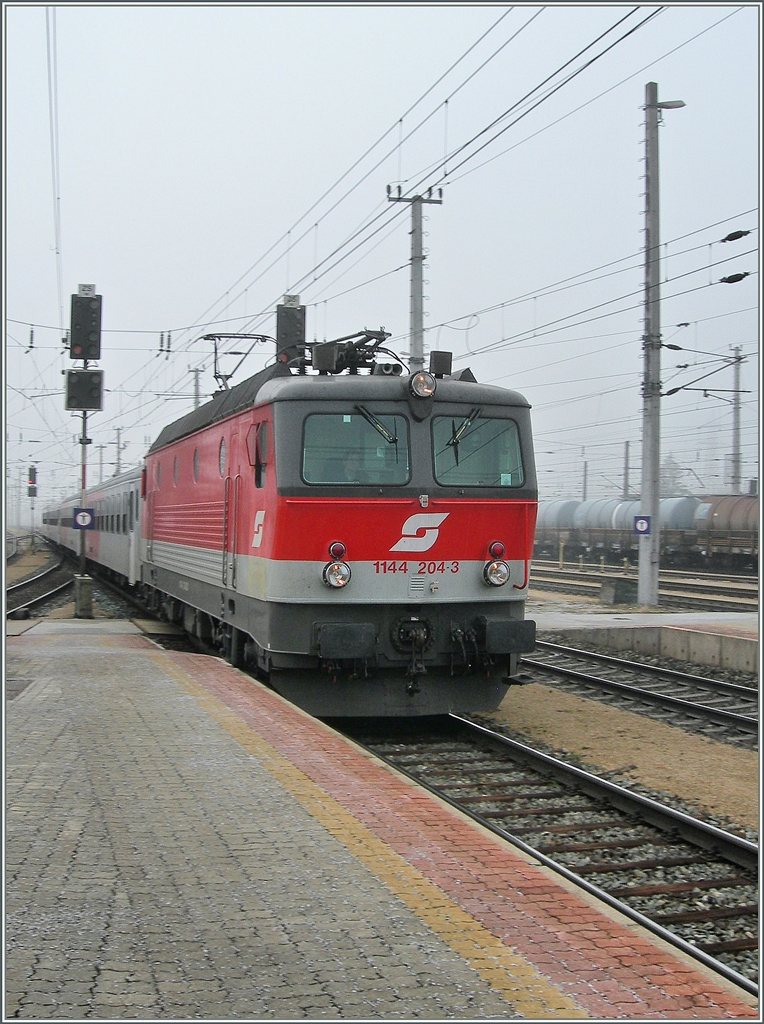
[302,412,410,485]
[432,415,524,487]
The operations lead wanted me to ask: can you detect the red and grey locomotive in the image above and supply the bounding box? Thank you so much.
[44,328,538,717]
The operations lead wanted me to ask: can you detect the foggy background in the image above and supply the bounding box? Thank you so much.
[5,4,759,525]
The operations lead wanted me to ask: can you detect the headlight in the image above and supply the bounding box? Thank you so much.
[483,560,510,587]
[323,561,351,588]
[409,371,437,398]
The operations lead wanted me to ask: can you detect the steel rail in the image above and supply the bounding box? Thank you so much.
[351,715,757,998]
[523,657,758,734]
[6,557,65,593]
[535,641,757,697]
[6,579,74,617]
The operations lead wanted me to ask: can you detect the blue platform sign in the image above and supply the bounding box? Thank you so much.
[73,507,95,530]
[633,515,651,535]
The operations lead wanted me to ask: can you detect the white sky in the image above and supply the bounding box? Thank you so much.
[4,3,760,519]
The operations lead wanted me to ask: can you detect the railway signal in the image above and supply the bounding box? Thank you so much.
[70,292,102,360]
[65,369,104,411]
[27,465,37,497]
[276,296,306,366]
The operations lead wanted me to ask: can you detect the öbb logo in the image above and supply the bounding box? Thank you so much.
[390,513,449,553]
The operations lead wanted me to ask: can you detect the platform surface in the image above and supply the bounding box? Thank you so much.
[5,619,758,1019]
[531,604,758,637]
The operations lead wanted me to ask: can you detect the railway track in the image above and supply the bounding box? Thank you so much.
[529,562,758,612]
[522,641,758,749]
[343,715,758,996]
[6,557,74,617]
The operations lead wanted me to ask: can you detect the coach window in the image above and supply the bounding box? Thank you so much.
[302,412,410,485]
[432,415,524,488]
[193,448,199,483]
[122,494,127,533]
[129,492,134,531]
[219,438,226,477]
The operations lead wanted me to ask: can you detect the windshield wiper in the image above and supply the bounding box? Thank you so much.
[447,407,481,464]
[355,405,398,444]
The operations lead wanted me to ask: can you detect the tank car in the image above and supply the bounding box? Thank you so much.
[139,332,538,716]
[533,493,758,571]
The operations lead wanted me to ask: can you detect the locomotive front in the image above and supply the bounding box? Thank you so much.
[254,361,537,716]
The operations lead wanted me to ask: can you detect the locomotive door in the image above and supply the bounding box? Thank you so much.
[222,434,241,589]
[222,475,242,589]
[145,488,155,563]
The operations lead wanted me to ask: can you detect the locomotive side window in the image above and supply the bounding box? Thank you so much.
[193,448,199,482]
[255,422,267,488]
[219,438,226,477]
[432,415,524,487]
[302,413,410,485]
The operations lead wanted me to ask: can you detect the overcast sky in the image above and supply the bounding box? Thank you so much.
[4,3,760,518]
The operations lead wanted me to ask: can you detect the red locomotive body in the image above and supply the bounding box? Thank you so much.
[140,355,538,716]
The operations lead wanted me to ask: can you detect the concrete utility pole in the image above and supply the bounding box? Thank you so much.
[638,82,684,607]
[387,186,443,372]
[732,345,742,494]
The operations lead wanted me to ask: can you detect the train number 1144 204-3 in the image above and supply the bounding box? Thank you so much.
[373,560,460,574]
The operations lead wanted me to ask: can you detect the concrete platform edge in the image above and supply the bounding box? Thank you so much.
[549,625,758,672]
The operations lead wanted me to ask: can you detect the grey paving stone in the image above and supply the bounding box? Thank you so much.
[5,639,522,1020]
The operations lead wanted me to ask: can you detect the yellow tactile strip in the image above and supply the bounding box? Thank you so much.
[151,649,758,1019]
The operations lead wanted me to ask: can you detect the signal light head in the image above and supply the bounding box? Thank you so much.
[488,540,505,559]
[323,561,351,588]
[328,540,346,559]
[409,371,437,398]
